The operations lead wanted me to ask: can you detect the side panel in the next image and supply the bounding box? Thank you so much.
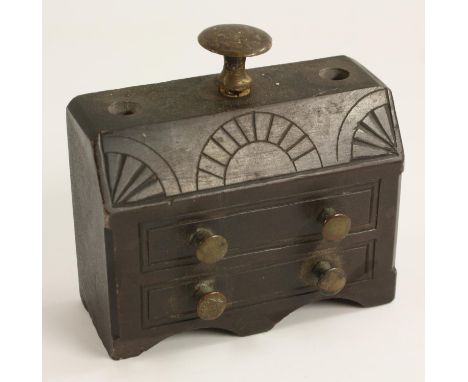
[67,110,115,354]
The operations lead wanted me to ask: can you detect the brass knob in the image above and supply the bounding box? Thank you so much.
[312,261,347,296]
[198,24,272,98]
[319,208,351,241]
[191,228,228,264]
[195,280,227,320]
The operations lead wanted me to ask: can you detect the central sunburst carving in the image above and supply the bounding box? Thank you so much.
[197,111,322,190]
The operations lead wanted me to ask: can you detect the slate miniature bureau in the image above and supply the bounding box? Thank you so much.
[67,25,403,359]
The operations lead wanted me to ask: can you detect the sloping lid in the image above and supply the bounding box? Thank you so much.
[68,56,403,210]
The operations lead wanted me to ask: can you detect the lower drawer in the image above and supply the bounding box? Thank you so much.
[141,240,375,329]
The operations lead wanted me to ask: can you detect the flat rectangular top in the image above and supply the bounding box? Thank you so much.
[68,56,385,139]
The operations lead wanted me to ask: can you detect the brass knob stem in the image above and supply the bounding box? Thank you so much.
[191,228,228,264]
[319,208,351,242]
[198,24,272,98]
[194,280,227,321]
[312,260,347,296]
[219,56,252,97]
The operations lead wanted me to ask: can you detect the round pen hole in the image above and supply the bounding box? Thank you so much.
[108,101,140,116]
[319,68,350,81]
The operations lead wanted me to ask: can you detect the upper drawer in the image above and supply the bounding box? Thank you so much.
[139,181,379,272]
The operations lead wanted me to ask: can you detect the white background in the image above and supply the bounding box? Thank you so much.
[42,1,424,381]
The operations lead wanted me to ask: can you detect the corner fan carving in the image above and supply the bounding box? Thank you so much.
[337,89,399,163]
[196,112,323,190]
[101,136,181,207]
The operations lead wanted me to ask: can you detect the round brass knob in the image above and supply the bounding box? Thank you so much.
[319,208,351,242]
[195,281,227,321]
[312,260,347,296]
[198,24,272,97]
[192,228,228,264]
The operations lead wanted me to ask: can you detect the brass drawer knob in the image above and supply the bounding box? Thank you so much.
[195,280,227,321]
[312,260,347,296]
[319,208,351,241]
[198,24,272,98]
[191,228,228,264]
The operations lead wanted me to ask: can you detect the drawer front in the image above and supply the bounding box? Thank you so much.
[139,181,379,272]
[141,240,375,329]
[111,163,402,340]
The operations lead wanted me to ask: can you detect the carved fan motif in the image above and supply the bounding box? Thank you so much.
[101,135,181,207]
[197,112,322,190]
[352,104,398,160]
[336,89,400,164]
[105,153,165,206]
